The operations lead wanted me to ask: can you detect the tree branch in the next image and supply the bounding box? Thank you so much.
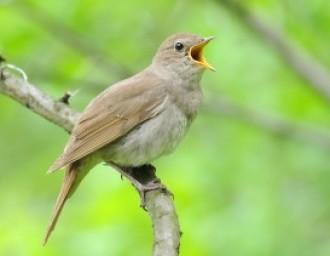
[204,96,330,150]
[146,191,181,256]
[0,62,181,256]
[0,64,78,132]
[217,0,330,102]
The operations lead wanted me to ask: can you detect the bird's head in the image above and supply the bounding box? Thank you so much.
[152,33,215,77]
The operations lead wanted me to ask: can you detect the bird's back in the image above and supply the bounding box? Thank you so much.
[49,68,168,172]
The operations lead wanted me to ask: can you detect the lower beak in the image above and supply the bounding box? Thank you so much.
[189,36,215,71]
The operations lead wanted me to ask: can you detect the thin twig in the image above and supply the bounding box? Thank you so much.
[217,0,330,102]
[0,64,181,255]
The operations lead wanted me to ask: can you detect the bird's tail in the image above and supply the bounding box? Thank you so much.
[43,162,81,245]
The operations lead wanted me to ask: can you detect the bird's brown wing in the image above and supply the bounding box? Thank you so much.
[49,73,167,172]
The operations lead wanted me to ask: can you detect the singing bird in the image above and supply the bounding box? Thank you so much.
[44,32,214,244]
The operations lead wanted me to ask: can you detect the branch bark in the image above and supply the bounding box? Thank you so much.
[0,66,78,132]
[0,63,181,256]
[217,0,330,102]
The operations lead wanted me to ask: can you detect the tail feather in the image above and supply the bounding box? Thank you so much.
[47,155,67,173]
[43,164,78,246]
[43,154,99,245]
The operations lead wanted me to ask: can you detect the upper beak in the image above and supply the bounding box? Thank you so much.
[189,36,215,71]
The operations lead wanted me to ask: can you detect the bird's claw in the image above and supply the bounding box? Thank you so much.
[134,181,164,209]
[106,162,172,209]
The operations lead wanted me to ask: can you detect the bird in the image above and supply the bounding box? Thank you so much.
[43,32,214,245]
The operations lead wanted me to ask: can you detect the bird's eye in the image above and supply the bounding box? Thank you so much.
[174,42,184,51]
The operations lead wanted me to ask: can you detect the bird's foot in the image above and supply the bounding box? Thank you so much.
[133,179,165,209]
[107,162,172,209]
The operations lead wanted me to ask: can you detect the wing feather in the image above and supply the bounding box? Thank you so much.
[49,71,167,172]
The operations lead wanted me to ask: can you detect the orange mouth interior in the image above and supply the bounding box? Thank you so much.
[189,39,215,71]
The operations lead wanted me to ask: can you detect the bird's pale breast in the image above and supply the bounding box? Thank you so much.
[101,98,190,167]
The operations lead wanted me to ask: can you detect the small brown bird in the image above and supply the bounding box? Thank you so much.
[44,32,214,245]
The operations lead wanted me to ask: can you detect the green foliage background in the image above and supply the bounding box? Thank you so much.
[1,0,330,255]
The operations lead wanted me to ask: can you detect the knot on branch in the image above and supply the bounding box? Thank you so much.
[58,90,79,105]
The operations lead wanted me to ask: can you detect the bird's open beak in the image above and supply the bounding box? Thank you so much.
[189,36,215,71]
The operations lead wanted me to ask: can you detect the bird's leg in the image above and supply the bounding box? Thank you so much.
[122,164,165,208]
[127,165,164,207]
[107,162,172,208]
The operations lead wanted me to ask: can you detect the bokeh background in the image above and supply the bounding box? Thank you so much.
[1,0,330,255]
